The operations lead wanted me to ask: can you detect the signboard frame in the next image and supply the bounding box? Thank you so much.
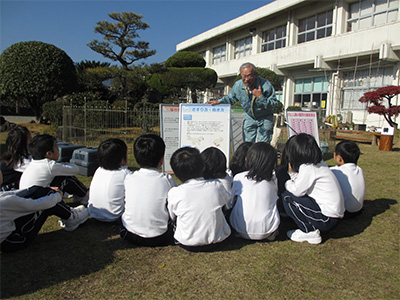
[159,104,180,173]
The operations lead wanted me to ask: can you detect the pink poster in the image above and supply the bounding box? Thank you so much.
[286,111,319,144]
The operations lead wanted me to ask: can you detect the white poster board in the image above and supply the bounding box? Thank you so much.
[179,103,231,166]
[286,111,320,145]
[159,104,180,173]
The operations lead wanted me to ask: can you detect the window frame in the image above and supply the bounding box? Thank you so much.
[294,77,329,109]
[297,9,333,44]
[261,24,287,52]
[212,44,226,65]
[341,66,395,110]
[234,36,253,59]
[347,0,399,31]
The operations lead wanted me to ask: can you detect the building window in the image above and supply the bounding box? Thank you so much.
[298,10,333,44]
[199,51,206,59]
[262,25,287,52]
[347,0,399,31]
[234,36,252,59]
[294,77,329,109]
[212,45,226,64]
[341,66,395,110]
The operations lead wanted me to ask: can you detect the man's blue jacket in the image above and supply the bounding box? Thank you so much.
[218,77,277,119]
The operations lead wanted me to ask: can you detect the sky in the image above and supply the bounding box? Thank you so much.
[1,0,273,66]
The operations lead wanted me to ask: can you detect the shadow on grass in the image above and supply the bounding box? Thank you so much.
[1,199,396,298]
[269,198,397,244]
[0,216,251,298]
[327,198,397,240]
[0,219,127,299]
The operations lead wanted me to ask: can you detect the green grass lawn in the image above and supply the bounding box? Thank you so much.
[1,124,399,299]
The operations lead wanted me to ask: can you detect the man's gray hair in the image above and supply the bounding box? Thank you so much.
[239,62,258,76]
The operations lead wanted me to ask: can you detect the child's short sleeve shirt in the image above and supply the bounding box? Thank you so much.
[285,162,345,218]
[88,166,132,222]
[330,163,366,213]
[167,178,231,246]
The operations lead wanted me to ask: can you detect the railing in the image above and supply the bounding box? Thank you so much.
[62,106,160,147]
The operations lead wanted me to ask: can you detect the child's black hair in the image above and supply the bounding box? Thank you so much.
[229,142,253,177]
[28,134,57,160]
[201,147,227,179]
[245,142,277,182]
[1,125,31,168]
[283,133,322,173]
[134,134,165,168]
[170,147,204,183]
[98,138,128,170]
[334,140,360,164]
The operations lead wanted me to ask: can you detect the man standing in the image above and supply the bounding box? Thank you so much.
[208,62,278,143]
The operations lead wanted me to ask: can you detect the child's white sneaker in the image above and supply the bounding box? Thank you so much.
[287,229,322,244]
[59,205,89,231]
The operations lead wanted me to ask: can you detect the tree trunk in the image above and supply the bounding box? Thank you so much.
[15,99,20,114]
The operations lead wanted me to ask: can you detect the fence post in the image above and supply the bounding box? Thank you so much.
[125,98,128,135]
[84,97,87,145]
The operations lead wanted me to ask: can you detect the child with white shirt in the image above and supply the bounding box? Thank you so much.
[120,134,177,247]
[330,141,365,217]
[229,142,280,241]
[88,138,132,222]
[19,134,89,205]
[1,184,88,252]
[229,142,253,177]
[1,125,32,191]
[279,133,344,244]
[168,147,231,252]
[201,147,232,197]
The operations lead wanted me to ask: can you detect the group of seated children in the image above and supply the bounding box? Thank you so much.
[280,134,365,244]
[0,126,365,252]
[0,127,91,252]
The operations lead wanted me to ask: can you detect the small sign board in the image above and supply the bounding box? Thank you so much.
[286,111,320,145]
[381,126,395,136]
[159,104,180,173]
[179,103,231,167]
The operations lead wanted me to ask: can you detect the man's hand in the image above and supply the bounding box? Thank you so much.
[207,100,220,106]
[252,85,262,98]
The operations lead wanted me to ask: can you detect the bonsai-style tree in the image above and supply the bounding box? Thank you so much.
[0,41,78,121]
[147,51,217,103]
[359,85,400,128]
[87,12,156,70]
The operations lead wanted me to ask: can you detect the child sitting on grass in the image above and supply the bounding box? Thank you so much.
[88,138,132,223]
[228,142,253,177]
[229,142,280,241]
[1,170,88,253]
[168,147,231,252]
[120,134,177,247]
[330,140,366,217]
[201,147,232,197]
[19,134,89,205]
[0,125,32,191]
[279,133,344,245]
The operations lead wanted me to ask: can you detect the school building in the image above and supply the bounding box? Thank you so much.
[176,0,400,128]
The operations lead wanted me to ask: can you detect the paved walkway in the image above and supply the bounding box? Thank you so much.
[2,115,36,123]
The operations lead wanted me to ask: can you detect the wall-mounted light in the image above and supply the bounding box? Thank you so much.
[249,28,256,34]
